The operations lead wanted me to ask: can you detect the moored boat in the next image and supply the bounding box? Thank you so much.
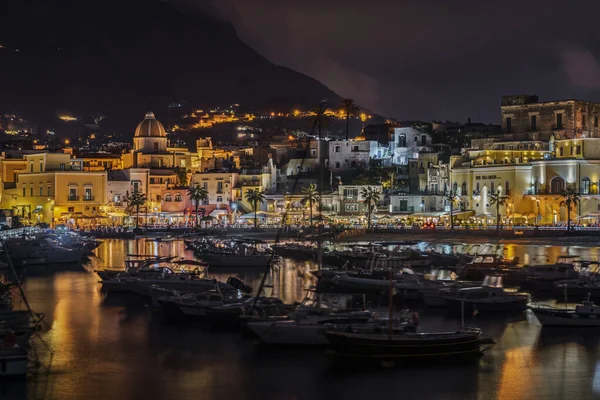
[531,299,600,327]
[443,275,529,314]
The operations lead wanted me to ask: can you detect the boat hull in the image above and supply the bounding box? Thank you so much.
[0,351,28,377]
[444,297,529,314]
[532,308,600,327]
[325,330,485,361]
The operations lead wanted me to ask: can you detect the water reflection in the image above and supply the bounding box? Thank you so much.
[92,239,317,304]
[8,239,600,400]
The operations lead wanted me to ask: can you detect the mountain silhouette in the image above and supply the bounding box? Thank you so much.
[0,0,340,132]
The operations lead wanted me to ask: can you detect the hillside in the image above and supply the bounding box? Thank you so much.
[0,0,340,132]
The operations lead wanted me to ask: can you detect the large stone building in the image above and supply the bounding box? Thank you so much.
[451,96,600,225]
[501,95,600,139]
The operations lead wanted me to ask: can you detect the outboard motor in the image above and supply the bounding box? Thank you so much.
[227,277,253,294]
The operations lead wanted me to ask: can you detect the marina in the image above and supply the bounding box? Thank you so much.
[4,236,600,398]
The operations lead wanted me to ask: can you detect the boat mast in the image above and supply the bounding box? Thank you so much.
[387,266,393,338]
[2,240,35,319]
[250,136,311,311]
[317,129,324,273]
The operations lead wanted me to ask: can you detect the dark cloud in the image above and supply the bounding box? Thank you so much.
[181,0,600,122]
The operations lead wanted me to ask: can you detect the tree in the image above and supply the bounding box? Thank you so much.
[360,186,381,230]
[341,98,359,140]
[125,191,147,229]
[310,102,331,140]
[388,171,395,194]
[445,191,459,231]
[245,188,266,228]
[187,185,208,227]
[175,167,188,187]
[489,191,509,231]
[560,190,581,232]
[301,183,319,225]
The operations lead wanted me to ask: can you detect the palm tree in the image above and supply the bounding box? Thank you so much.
[360,186,381,230]
[444,191,459,231]
[125,191,147,229]
[187,185,209,227]
[560,190,581,232]
[310,101,331,140]
[388,171,395,194]
[489,191,509,231]
[245,188,266,228]
[301,183,319,225]
[341,98,359,140]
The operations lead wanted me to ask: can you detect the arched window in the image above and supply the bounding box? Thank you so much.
[175,193,183,202]
[414,136,418,143]
[452,182,458,194]
[398,135,406,147]
[461,182,467,196]
[165,193,172,202]
[550,177,565,194]
[582,177,591,194]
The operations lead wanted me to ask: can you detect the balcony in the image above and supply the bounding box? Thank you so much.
[391,206,415,212]
[525,188,597,196]
[67,196,80,201]
[83,196,95,201]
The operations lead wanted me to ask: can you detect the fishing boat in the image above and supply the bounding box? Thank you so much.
[325,267,494,363]
[443,275,529,314]
[531,298,600,327]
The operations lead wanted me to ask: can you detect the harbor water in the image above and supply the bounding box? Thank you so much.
[6,238,600,400]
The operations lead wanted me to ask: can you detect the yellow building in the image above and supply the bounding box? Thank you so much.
[450,139,549,224]
[451,134,600,225]
[0,153,107,226]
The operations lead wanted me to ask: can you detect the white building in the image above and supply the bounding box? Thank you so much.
[328,140,379,171]
[337,184,383,214]
[391,127,434,165]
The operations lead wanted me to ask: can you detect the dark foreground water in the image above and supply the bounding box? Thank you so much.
[5,239,600,400]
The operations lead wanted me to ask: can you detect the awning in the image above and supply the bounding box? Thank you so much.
[209,209,228,217]
[473,213,493,219]
[107,212,128,217]
[239,211,281,219]
[577,213,600,219]
[411,211,447,218]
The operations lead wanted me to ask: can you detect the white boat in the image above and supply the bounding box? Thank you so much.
[443,275,530,314]
[3,236,85,265]
[531,300,600,327]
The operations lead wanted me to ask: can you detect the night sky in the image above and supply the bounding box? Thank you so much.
[199,0,600,123]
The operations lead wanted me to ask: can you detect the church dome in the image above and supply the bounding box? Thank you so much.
[134,111,166,137]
